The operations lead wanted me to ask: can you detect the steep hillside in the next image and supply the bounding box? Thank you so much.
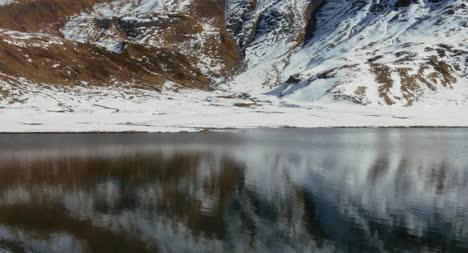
[0,28,209,91]
[224,0,324,88]
[225,0,468,106]
[0,0,240,90]
[60,0,240,80]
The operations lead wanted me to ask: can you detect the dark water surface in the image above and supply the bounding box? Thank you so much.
[0,129,467,253]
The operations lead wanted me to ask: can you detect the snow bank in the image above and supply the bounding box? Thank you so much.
[1,79,468,133]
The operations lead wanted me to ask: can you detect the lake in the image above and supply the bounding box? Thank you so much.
[0,129,467,253]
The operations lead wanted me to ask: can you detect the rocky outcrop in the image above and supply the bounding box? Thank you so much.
[303,0,326,43]
[225,0,324,53]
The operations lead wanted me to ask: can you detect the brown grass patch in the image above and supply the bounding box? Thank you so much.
[370,64,394,105]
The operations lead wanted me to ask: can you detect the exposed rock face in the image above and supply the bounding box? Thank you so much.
[303,0,326,43]
[224,0,325,88]
[225,0,325,51]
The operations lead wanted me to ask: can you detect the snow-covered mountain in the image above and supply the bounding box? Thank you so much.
[0,0,467,131]
[225,0,468,106]
[279,0,468,106]
[1,0,466,106]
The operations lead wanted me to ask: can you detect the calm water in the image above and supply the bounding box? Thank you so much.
[0,129,467,253]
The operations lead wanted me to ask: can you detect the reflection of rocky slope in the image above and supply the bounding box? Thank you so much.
[0,130,467,252]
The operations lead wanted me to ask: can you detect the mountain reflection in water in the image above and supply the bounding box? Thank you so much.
[0,129,467,253]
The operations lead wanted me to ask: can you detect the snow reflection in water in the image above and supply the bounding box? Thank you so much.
[0,129,467,252]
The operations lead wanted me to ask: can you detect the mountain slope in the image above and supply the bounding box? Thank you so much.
[224,0,324,89]
[0,0,239,90]
[0,0,467,125]
[0,28,210,91]
[60,0,240,81]
[226,0,467,106]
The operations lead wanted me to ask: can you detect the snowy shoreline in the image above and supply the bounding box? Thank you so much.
[2,81,468,133]
[2,92,468,133]
[2,126,468,135]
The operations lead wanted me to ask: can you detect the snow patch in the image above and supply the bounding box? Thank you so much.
[0,0,15,6]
